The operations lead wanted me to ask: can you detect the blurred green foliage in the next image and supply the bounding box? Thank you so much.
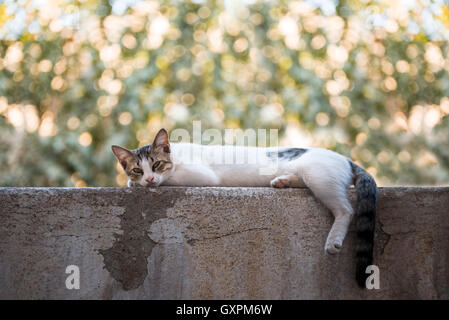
[1,0,449,187]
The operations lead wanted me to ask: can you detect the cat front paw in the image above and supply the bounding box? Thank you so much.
[270,177,290,188]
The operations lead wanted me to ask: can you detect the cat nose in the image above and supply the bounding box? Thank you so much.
[145,177,154,184]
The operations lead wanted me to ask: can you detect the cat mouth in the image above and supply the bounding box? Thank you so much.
[145,182,159,187]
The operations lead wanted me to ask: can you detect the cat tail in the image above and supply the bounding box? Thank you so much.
[350,161,377,288]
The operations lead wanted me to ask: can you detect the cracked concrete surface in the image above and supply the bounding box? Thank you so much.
[0,187,448,299]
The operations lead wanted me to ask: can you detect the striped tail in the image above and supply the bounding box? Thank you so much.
[350,161,377,288]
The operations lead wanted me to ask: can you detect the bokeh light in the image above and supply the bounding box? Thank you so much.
[0,0,449,187]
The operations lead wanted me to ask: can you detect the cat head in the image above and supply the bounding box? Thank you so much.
[112,128,173,187]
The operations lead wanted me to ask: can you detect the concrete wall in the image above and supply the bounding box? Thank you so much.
[0,186,448,299]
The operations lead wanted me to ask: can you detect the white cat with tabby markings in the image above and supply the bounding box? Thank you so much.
[112,128,377,288]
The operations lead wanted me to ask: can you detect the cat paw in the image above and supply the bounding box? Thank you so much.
[325,239,342,255]
[270,177,290,188]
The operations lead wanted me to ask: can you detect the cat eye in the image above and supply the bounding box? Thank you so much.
[132,168,143,174]
[152,161,162,172]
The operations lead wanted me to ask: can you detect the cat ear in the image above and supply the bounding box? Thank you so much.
[152,128,170,153]
[111,145,134,169]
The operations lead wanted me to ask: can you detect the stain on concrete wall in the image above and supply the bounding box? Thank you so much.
[99,189,190,291]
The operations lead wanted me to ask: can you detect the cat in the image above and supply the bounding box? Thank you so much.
[112,128,377,288]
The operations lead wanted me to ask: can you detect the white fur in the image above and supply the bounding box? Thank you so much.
[160,144,352,189]
[132,143,355,254]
